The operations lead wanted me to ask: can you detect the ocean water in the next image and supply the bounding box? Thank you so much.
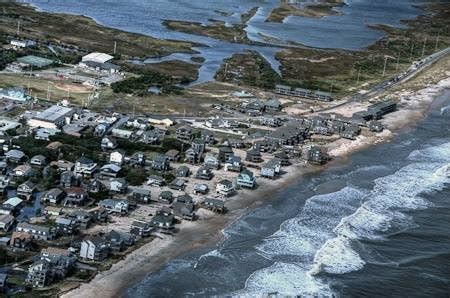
[124,90,450,297]
[23,0,425,83]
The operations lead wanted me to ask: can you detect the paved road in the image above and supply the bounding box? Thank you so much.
[316,46,450,113]
[172,47,450,122]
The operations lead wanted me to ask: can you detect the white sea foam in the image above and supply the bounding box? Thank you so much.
[310,236,365,275]
[239,142,450,296]
[408,142,450,163]
[256,187,365,257]
[333,206,399,240]
[198,249,224,261]
[238,262,333,296]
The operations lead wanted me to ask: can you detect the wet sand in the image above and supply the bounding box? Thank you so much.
[62,76,450,298]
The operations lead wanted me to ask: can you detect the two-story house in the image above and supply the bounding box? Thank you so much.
[74,157,97,177]
[79,237,110,261]
[236,169,256,189]
[216,180,235,197]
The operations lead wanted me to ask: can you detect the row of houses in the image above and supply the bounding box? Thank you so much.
[275,84,333,102]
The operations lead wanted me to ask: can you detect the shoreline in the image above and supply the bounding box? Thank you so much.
[62,74,450,297]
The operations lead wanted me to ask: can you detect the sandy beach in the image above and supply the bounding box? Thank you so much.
[61,66,450,298]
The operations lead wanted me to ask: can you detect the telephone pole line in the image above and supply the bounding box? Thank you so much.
[356,67,361,86]
[382,56,388,77]
[435,30,441,51]
[409,42,415,62]
[421,36,427,57]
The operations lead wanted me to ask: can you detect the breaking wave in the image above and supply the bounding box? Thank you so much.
[237,141,450,296]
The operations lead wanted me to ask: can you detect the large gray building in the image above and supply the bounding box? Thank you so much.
[28,105,75,129]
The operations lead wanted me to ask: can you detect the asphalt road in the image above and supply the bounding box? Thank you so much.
[317,46,450,113]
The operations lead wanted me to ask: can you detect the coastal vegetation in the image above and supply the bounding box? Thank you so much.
[162,6,259,44]
[215,50,281,89]
[163,20,250,44]
[0,48,17,70]
[0,2,195,58]
[266,0,344,23]
[241,7,259,23]
[122,60,200,83]
[111,70,184,96]
[218,3,450,98]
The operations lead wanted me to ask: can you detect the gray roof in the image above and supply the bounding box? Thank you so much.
[276,84,291,90]
[132,221,150,229]
[55,217,74,226]
[17,222,50,234]
[265,98,281,108]
[45,188,63,197]
[76,156,93,164]
[159,191,173,198]
[112,177,127,185]
[101,164,122,172]
[176,194,193,204]
[153,154,168,163]
[227,155,241,163]
[264,158,282,169]
[218,179,233,187]
[133,188,150,195]
[34,105,73,122]
[84,236,107,247]
[239,169,254,178]
[5,149,25,159]
[170,178,185,187]
[31,154,46,161]
[99,198,127,208]
[204,198,225,207]
[314,90,332,97]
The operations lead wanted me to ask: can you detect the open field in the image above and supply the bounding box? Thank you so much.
[0,73,99,105]
[122,60,200,82]
[0,2,195,58]
[90,81,244,115]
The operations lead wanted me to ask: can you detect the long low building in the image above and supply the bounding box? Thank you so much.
[275,84,333,102]
[82,52,114,64]
[28,105,75,129]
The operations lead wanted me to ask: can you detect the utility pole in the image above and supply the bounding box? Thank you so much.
[17,19,20,36]
[409,42,415,62]
[435,30,441,51]
[113,41,117,55]
[396,52,400,71]
[421,36,427,57]
[382,56,388,77]
[356,67,361,86]
[47,83,51,101]
[224,63,228,79]
[329,80,334,96]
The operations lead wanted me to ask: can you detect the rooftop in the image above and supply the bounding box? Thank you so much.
[82,52,114,64]
[34,105,74,122]
[3,197,23,207]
